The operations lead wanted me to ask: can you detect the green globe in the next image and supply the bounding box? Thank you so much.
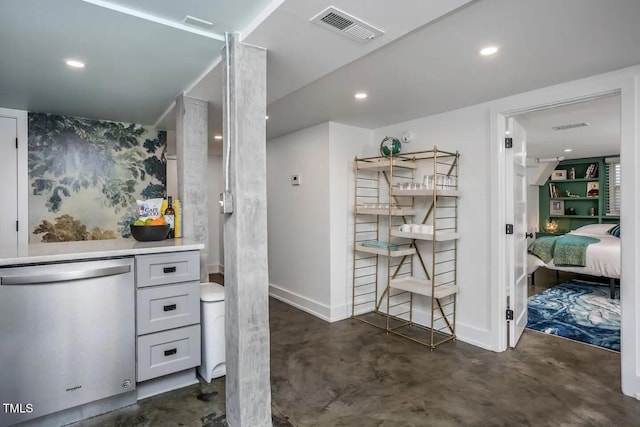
[380,136,402,156]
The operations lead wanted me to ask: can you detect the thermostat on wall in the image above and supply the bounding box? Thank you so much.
[291,174,301,185]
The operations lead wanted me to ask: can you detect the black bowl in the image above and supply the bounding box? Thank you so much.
[130,224,170,241]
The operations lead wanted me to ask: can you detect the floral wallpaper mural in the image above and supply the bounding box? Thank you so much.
[28,113,166,242]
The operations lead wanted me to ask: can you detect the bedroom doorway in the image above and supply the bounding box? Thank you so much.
[512,93,621,352]
[490,70,639,398]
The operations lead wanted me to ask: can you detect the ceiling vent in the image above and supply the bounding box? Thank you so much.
[310,6,384,43]
[183,15,213,29]
[552,122,590,131]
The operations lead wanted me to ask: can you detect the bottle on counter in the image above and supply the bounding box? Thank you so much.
[173,199,182,238]
[164,196,175,239]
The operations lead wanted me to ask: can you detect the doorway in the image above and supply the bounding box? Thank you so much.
[0,107,28,249]
[512,94,621,351]
[488,70,639,397]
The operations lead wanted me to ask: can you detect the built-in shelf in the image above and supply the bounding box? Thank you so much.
[392,189,460,198]
[354,244,416,257]
[549,215,599,219]
[390,276,458,299]
[356,207,416,216]
[550,197,598,200]
[357,158,417,170]
[391,230,460,242]
[551,178,598,182]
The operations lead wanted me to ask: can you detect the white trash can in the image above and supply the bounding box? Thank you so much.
[198,282,226,382]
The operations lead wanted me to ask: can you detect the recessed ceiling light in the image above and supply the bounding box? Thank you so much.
[214,135,223,140]
[265,115,269,120]
[354,92,367,100]
[479,46,498,56]
[65,59,86,69]
[564,148,573,152]
[505,130,510,135]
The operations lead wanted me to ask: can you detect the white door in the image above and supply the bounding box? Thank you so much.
[507,117,528,347]
[0,117,18,248]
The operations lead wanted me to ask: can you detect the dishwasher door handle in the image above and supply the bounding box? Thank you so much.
[1,265,131,285]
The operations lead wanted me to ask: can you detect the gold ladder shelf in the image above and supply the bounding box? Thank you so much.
[351,147,459,349]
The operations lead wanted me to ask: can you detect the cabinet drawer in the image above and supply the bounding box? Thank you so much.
[137,281,200,335]
[137,324,201,382]
[136,251,199,288]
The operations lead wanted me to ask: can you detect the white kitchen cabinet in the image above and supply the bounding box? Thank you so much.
[135,251,201,383]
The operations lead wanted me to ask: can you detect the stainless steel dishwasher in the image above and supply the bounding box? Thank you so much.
[0,258,136,425]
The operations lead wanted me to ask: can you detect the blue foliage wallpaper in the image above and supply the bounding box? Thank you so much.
[28,113,166,242]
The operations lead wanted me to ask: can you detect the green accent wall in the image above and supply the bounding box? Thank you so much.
[539,156,619,233]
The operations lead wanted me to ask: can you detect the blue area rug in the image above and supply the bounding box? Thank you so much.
[526,280,620,351]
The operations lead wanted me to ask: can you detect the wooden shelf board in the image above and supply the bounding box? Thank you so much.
[355,244,416,257]
[549,215,600,219]
[551,178,599,182]
[390,276,458,299]
[392,189,459,198]
[357,158,417,170]
[391,230,460,242]
[550,197,598,200]
[356,207,416,216]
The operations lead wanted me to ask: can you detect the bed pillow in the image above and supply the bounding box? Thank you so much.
[571,223,615,235]
[607,224,621,238]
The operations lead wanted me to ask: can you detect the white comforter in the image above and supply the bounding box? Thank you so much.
[544,231,620,279]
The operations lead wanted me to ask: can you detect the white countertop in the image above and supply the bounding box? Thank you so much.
[0,239,204,266]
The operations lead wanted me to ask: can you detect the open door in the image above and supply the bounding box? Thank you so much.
[0,116,18,248]
[506,117,528,347]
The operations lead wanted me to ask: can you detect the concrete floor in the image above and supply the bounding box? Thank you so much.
[70,290,640,426]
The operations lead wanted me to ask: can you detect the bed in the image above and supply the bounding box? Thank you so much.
[527,223,621,298]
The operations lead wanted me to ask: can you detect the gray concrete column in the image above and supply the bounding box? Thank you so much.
[222,33,271,426]
[175,95,209,282]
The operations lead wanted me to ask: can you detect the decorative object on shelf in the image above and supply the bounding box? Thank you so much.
[587,182,599,197]
[551,169,567,180]
[379,136,402,156]
[565,207,577,215]
[584,163,599,178]
[568,167,576,180]
[550,200,564,215]
[544,219,559,233]
[589,207,596,216]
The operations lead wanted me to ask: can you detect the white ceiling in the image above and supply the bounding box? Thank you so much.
[1,0,640,155]
[162,0,473,148]
[517,94,620,161]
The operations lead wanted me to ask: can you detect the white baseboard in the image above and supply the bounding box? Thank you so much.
[344,303,492,350]
[207,264,224,274]
[269,284,332,322]
[329,304,350,322]
[137,369,198,400]
[410,306,492,350]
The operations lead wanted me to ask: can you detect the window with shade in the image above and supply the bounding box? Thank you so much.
[605,157,620,215]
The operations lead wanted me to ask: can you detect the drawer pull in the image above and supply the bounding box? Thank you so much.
[163,304,177,312]
[164,348,177,357]
[163,266,177,274]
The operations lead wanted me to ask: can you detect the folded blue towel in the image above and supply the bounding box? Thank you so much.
[362,240,398,251]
